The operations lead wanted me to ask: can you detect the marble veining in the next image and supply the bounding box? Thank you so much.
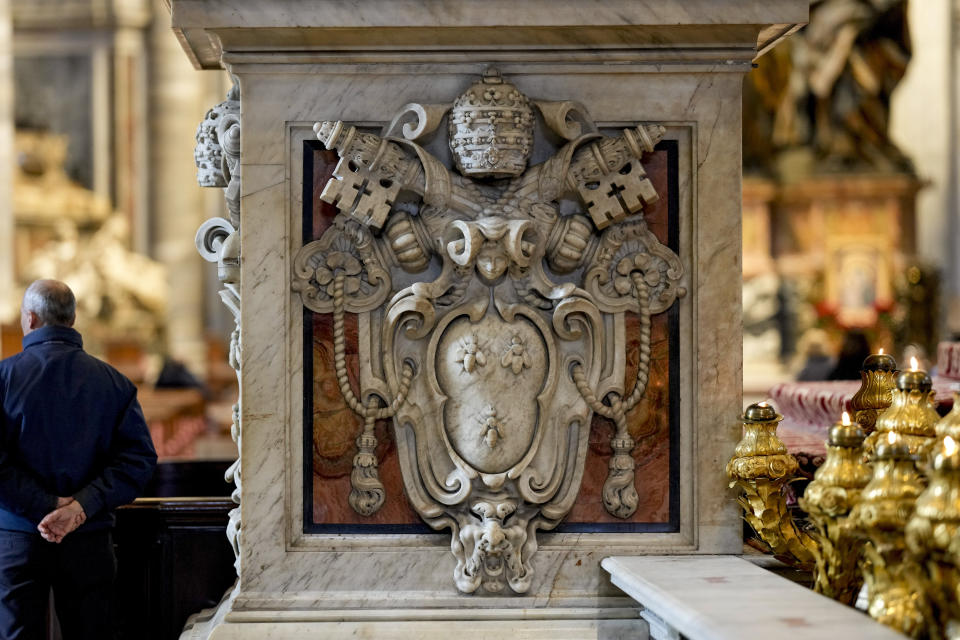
[173,1,809,636]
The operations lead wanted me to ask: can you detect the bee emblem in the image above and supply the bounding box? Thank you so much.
[455,334,487,374]
[500,335,531,375]
[477,406,506,449]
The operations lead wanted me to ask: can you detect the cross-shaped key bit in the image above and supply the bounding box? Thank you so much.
[578,179,626,229]
[320,157,401,230]
[352,176,401,229]
[320,156,366,212]
[578,160,659,229]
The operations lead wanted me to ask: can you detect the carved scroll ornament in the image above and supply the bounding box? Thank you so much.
[195,82,243,573]
[293,69,685,594]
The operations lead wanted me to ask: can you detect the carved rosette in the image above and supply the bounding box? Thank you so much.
[292,217,392,314]
[293,70,685,593]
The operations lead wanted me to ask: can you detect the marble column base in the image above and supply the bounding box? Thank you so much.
[181,595,648,640]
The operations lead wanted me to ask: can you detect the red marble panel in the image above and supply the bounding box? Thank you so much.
[565,146,674,524]
[309,148,423,525]
[309,145,676,527]
[565,312,671,523]
[311,312,422,525]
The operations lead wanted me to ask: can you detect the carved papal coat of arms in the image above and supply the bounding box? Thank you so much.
[293,69,685,594]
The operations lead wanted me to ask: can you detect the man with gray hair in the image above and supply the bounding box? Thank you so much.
[0,279,157,639]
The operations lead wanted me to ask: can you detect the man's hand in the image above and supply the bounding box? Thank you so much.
[38,498,86,543]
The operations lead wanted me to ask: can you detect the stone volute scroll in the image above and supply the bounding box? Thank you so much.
[194,81,243,574]
[292,69,686,594]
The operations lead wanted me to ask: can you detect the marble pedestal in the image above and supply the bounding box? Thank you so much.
[171,2,808,638]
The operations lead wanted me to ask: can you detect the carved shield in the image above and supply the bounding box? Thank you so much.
[434,305,548,475]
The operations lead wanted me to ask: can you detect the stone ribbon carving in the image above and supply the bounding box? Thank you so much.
[195,81,243,573]
[293,69,685,593]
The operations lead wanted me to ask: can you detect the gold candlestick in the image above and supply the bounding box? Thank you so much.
[850,431,933,638]
[936,390,960,442]
[727,402,816,568]
[865,357,939,459]
[850,350,897,435]
[906,434,960,638]
[798,411,873,604]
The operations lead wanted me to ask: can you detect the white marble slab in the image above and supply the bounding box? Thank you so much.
[201,618,648,640]
[602,555,905,640]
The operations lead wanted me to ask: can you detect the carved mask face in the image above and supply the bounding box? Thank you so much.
[448,70,534,179]
[476,242,509,282]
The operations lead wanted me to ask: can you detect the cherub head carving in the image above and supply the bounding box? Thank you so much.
[194,83,239,188]
[448,68,534,179]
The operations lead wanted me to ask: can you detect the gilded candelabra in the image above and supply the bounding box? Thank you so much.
[906,426,960,639]
[850,431,933,638]
[849,351,897,435]
[864,359,939,460]
[937,391,960,442]
[797,412,873,604]
[729,357,960,637]
[726,402,816,569]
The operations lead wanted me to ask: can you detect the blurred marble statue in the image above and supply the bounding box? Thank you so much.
[744,0,912,175]
[10,130,167,352]
[14,130,111,224]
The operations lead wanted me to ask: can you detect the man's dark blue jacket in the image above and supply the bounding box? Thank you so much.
[0,325,157,533]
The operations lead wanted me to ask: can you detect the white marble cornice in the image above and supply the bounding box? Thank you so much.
[169,0,808,70]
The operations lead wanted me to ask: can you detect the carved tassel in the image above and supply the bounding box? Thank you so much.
[603,411,639,519]
[349,412,386,516]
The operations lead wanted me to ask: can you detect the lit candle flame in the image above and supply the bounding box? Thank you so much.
[910,356,919,372]
[887,431,898,445]
[758,401,768,407]
[945,436,958,457]
[841,411,851,426]
[878,348,884,355]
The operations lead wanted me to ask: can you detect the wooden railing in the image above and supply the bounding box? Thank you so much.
[113,497,236,640]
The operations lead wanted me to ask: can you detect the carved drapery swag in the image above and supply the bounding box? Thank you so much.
[293,70,685,594]
[194,82,243,573]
